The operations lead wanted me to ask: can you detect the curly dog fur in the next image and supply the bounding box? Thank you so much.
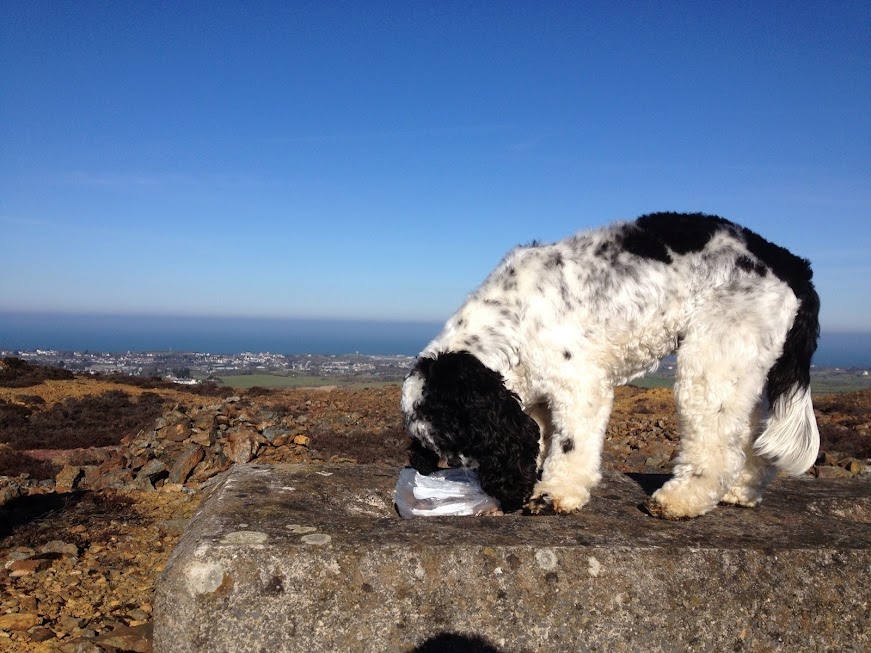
[402,213,820,518]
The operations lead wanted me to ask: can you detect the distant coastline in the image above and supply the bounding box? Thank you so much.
[1,311,870,368]
[0,311,441,357]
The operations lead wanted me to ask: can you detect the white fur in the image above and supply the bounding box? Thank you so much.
[754,386,819,475]
[414,219,817,518]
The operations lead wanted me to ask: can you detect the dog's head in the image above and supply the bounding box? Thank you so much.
[401,351,539,512]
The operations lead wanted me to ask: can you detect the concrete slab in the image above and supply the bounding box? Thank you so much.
[154,464,871,653]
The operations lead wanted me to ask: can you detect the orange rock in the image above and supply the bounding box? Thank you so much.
[0,612,41,631]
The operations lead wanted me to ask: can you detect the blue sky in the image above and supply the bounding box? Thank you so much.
[2,1,869,329]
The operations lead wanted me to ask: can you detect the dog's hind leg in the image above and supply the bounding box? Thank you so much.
[721,401,777,507]
[647,322,780,519]
[527,380,614,515]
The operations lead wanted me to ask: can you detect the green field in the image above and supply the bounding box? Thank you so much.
[631,371,871,395]
[215,374,401,390]
[627,376,675,389]
[212,369,870,393]
[810,379,871,394]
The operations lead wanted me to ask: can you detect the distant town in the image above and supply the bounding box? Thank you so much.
[2,348,417,386]
[2,348,869,392]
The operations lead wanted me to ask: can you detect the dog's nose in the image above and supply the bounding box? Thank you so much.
[445,453,463,467]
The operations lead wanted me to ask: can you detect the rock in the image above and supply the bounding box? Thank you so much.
[92,623,153,652]
[8,557,54,577]
[262,425,291,442]
[126,452,152,471]
[40,540,79,557]
[167,446,204,484]
[292,435,311,447]
[29,626,55,642]
[0,474,29,507]
[87,468,135,491]
[136,458,168,483]
[58,615,86,631]
[127,608,150,622]
[189,451,231,484]
[816,465,853,479]
[846,458,865,476]
[55,465,83,493]
[153,463,871,653]
[5,547,36,563]
[623,450,647,469]
[270,433,292,447]
[224,429,267,464]
[0,612,41,631]
[157,519,190,535]
[19,595,38,612]
[163,421,192,442]
[193,413,217,432]
[823,450,847,466]
[188,429,215,447]
[644,453,671,469]
[57,640,104,653]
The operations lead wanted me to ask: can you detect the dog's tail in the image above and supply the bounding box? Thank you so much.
[754,274,821,475]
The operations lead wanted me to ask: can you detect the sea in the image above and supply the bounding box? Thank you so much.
[1,312,870,368]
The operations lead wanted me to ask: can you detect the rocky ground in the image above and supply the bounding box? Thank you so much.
[1,358,870,652]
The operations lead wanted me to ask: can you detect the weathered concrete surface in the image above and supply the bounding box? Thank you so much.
[154,464,871,653]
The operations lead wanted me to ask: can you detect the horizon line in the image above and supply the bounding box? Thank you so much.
[1,309,869,334]
[0,308,445,325]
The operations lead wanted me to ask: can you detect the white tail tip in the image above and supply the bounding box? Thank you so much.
[754,386,819,475]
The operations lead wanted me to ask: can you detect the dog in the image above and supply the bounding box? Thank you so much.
[401,212,820,518]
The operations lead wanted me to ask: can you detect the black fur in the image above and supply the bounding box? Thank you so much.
[409,437,440,475]
[631,212,730,257]
[766,279,819,404]
[408,351,539,512]
[738,227,819,403]
[735,255,768,276]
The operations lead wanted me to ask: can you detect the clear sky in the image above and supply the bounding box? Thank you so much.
[2,1,869,330]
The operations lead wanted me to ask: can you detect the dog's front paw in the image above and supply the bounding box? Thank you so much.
[526,484,589,515]
[526,492,555,515]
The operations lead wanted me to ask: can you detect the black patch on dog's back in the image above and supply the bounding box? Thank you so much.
[622,212,733,263]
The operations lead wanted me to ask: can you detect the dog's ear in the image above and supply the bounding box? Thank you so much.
[414,351,539,512]
[472,396,540,512]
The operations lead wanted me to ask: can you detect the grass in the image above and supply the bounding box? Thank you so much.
[217,374,337,389]
[629,372,871,395]
[811,380,871,395]
[216,374,401,390]
[627,376,674,389]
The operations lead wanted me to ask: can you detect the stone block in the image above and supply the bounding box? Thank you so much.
[154,464,871,653]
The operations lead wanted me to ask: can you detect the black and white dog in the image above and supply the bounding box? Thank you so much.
[401,213,820,518]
